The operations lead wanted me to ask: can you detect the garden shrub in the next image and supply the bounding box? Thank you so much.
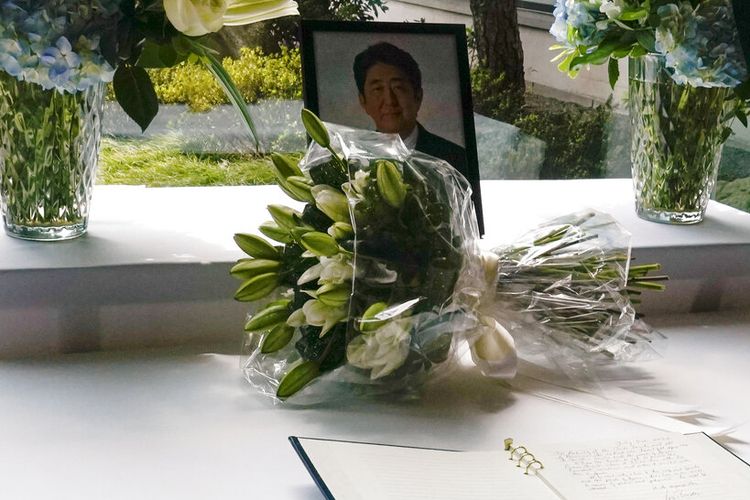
[148,47,302,112]
[515,97,610,179]
[471,67,611,180]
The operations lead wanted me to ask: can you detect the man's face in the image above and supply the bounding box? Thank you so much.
[358,62,422,137]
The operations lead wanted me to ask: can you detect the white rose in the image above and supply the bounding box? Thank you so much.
[347,320,411,379]
[164,0,228,37]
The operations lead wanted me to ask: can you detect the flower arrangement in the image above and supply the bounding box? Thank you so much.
[232,111,665,403]
[0,0,298,134]
[550,0,748,90]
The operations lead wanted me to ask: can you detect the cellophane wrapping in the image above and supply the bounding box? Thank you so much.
[488,210,659,370]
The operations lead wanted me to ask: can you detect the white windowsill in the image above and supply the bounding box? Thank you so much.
[1,179,749,358]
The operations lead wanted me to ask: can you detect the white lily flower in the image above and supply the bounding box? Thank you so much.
[297,262,323,285]
[352,170,370,194]
[165,0,298,37]
[318,254,354,285]
[164,0,229,37]
[223,0,299,26]
[302,299,347,336]
[286,307,306,327]
[347,320,411,379]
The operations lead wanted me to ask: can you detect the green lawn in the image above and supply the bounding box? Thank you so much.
[97,137,281,187]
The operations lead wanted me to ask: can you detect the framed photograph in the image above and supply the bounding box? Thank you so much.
[300,20,484,234]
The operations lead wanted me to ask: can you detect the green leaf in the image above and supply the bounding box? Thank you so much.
[635,30,656,53]
[630,45,648,58]
[277,361,320,398]
[736,108,748,128]
[136,40,185,68]
[113,65,158,132]
[608,57,620,90]
[620,8,648,21]
[301,108,330,148]
[570,40,620,70]
[261,324,295,353]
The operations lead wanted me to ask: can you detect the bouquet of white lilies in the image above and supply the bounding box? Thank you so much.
[232,111,665,403]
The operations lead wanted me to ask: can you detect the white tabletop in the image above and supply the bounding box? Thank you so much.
[2,180,750,271]
[1,310,748,499]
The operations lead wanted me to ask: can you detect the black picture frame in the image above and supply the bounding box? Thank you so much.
[300,20,484,234]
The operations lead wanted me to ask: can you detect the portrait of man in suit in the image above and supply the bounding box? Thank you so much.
[352,42,469,179]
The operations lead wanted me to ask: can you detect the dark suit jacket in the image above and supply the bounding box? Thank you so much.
[414,123,469,179]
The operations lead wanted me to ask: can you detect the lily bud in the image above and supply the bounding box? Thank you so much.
[316,283,351,308]
[267,204,303,231]
[290,226,314,242]
[286,176,315,203]
[311,185,350,223]
[376,160,407,209]
[327,221,353,240]
[230,258,281,280]
[276,360,320,399]
[261,323,295,354]
[301,108,330,148]
[259,221,292,244]
[300,231,340,257]
[244,299,291,332]
[270,152,303,180]
[359,302,389,333]
[233,233,280,260]
[276,178,310,203]
[234,272,279,302]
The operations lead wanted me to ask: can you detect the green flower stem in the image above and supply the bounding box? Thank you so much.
[629,55,734,221]
[0,72,102,237]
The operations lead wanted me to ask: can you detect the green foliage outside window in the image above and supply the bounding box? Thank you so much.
[147,47,302,112]
[471,67,611,179]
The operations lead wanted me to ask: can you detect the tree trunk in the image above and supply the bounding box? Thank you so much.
[470,0,525,92]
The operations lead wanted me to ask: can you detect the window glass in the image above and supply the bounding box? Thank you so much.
[101,6,750,216]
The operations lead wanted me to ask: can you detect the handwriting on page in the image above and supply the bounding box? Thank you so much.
[549,437,738,500]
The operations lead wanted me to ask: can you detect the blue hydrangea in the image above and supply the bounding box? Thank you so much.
[0,0,121,93]
[550,0,748,89]
[550,0,607,47]
[659,0,748,88]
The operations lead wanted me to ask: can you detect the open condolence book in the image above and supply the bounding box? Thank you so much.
[290,433,750,500]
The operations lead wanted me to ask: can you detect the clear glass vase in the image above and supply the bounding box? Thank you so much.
[0,72,104,241]
[629,54,732,224]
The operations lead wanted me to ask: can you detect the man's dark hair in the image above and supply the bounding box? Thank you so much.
[353,42,422,96]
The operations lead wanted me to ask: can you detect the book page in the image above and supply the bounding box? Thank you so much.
[296,438,558,500]
[537,433,750,500]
